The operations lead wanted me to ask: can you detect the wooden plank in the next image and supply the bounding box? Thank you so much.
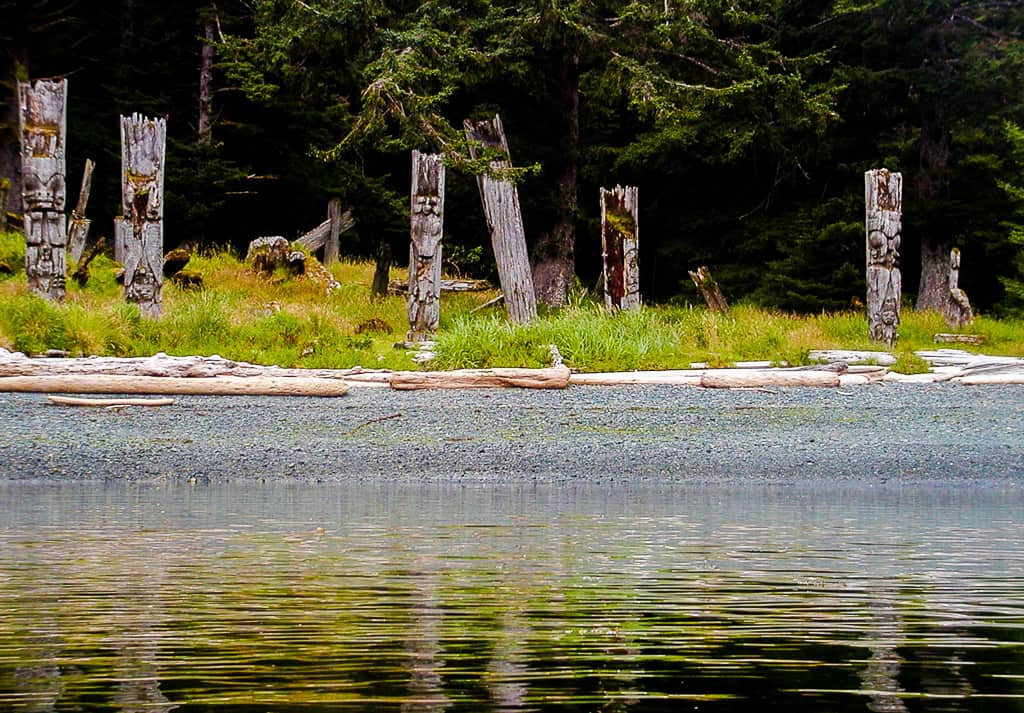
[0,374,350,396]
[390,365,570,390]
[464,115,537,324]
[407,151,445,341]
[600,185,640,310]
[865,168,902,347]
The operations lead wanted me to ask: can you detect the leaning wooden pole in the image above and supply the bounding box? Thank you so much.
[0,177,8,233]
[67,158,95,264]
[117,114,167,318]
[18,78,68,301]
[407,151,445,342]
[600,185,640,310]
[464,115,537,324]
[865,169,902,347]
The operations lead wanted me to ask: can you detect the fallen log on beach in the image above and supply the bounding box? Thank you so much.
[700,369,840,389]
[0,375,350,397]
[390,365,571,390]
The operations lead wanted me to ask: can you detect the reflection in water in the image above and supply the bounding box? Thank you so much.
[0,483,1022,712]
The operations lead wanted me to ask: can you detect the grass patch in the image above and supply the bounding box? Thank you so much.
[1,232,1024,370]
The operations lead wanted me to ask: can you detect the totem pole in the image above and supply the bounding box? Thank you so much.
[117,114,166,318]
[600,185,640,310]
[18,78,68,301]
[865,169,902,347]
[407,151,445,342]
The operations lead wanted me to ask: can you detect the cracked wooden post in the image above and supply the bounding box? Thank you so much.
[600,185,640,310]
[324,197,341,266]
[407,151,445,341]
[464,115,537,324]
[18,78,68,301]
[67,158,95,264]
[688,265,730,313]
[865,169,902,347]
[944,247,973,328]
[117,114,166,318]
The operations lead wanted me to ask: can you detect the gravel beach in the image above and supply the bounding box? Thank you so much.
[1,383,1022,485]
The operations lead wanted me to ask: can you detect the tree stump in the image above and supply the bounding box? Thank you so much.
[688,266,730,313]
[371,242,392,298]
[464,115,537,324]
[600,185,640,310]
[407,151,445,342]
[117,114,167,318]
[18,78,68,301]
[865,169,902,347]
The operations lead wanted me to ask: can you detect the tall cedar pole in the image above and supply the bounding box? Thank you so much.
[67,158,95,263]
[463,115,537,324]
[18,78,68,301]
[324,198,341,266]
[117,114,167,318]
[600,185,640,310]
[406,151,445,341]
[865,169,902,347]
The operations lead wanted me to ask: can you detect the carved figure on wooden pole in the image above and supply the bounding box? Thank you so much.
[407,151,445,342]
[18,78,68,300]
[865,169,902,347]
[117,114,166,318]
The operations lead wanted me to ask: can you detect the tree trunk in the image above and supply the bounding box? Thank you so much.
[464,115,537,324]
[372,242,392,298]
[324,197,342,265]
[601,185,640,310]
[865,169,902,347]
[198,15,215,146]
[406,151,445,341]
[19,78,68,301]
[917,237,950,312]
[532,54,579,308]
[688,266,729,313]
[119,114,167,318]
[915,101,952,312]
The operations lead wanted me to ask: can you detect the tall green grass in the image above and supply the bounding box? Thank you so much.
[1,230,1023,371]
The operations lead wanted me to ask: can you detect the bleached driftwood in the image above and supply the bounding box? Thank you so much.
[389,278,491,295]
[700,369,841,388]
[570,370,703,386]
[933,333,984,345]
[0,374,350,396]
[118,114,167,317]
[464,115,537,324]
[390,365,571,390]
[19,78,68,301]
[809,350,897,366]
[865,169,902,347]
[600,185,640,310]
[48,395,174,407]
[407,151,445,342]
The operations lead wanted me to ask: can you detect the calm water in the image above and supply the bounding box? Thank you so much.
[0,482,1022,712]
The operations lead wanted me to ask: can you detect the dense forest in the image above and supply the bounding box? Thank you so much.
[2,0,1024,315]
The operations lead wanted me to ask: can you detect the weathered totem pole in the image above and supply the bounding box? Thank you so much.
[600,185,640,310]
[464,115,537,324]
[407,151,445,342]
[945,248,973,328]
[117,114,166,318]
[865,169,902,347]
[18,78,68,301]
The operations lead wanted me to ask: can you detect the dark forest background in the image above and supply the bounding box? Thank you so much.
[3,0,1024,314]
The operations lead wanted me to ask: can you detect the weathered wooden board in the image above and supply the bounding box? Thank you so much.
[19,78,68,301]
[464,115,537,324]
[120,114,167,317]
[390,365,571,390]
[600,185,639,310]
[865,169,902,347]
[0,374,350,396]
[407,151,445,342]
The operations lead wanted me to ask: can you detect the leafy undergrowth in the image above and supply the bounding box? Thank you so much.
[1,231,1023,371]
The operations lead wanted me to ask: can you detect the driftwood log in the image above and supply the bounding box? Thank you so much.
[296,204,354,254]
[688,266,729,313]
[933,333,984,345]
[48,395,174,407]
[407,151,445,342]
[700,369,841,388]
[464,115,537,324]
[0,374,350,396]
[600,185,640,310]
[117,114,167,317]
[67,158,95,264]
[865,168,902,347]
[19,78,68,301]
[390,365,571,390]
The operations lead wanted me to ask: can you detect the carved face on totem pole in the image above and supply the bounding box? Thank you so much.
[867,211,901,269]
[19,80,67,212]
[125,262,158,305]
[122,117,166,224]
[411,194,443,260]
